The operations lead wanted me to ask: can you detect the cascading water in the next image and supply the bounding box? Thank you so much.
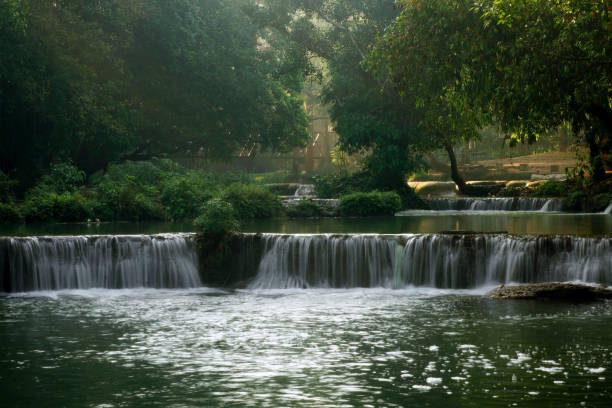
[248,233,611,289]
[604,202,612,214]
[0,234,200,292]
[294,184,316,197]
[422,197,564,212]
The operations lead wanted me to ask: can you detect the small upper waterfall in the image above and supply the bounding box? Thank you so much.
[423,197,564,212]
[604,202,612,214]
[248,234,611,289]
[0,234,200,292]
[294,184,316,198]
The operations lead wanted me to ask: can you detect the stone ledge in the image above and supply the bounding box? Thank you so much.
[486,283,612,301]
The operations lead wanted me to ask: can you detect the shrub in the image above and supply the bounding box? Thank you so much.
[23,192,92,222]
[91,180,165,221]
[222,183,282,219]
[592,193,612,212]
[338,191,402,216]
[531,181,566,197]
[285,200,324,218]
[0,171,18,203]
[38,162,86,194]
[194,199,240,236]
[311,170,369,198]
[104,160,166,186]
[564,191,586,212]
[0,203,22,224]
[161,175,213,220]
[498,187,522,197]
[398,186,426,209]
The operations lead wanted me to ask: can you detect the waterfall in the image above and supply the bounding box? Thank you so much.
[294,184,315,198]
[423,197,564,212]
[604,202,612,214]
[0,234,201,292]
[248,234,611,289]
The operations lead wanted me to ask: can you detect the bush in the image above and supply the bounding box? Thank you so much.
[498,186,522,197]
[285,200,324,218]
[338,191,402,216]
[592,193,612,212]
[91,179,165,221]
[564,191,586,212]
[38,162,86,194]
[161,174,213,220]
[0,171,18,203]
[0,203,22,224]
[398,186,426,209]
[222,183,282,219]
[23,192,92,222]
[194,199,240,236]
[531,181,566,197]
[311,171,369,198]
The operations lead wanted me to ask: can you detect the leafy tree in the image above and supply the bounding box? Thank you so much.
[256,0,431,197]
[368,0,489,194]
[474,0,612,181]
[370,0,611,185]
[0,0,310,186]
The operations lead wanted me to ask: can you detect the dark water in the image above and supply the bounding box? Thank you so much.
[2,212,610,237]
[1,289,610,407]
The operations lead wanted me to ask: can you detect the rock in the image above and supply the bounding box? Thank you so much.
[505,180,528,188]
[530,174,566,181]
[526,180,549,188]
[486,283,612,301]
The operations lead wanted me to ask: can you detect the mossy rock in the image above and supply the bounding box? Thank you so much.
[486,283,612,302]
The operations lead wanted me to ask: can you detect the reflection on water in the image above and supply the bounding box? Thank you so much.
[1,213,610,237]
[1,289,611,407]
[245,213,612,235]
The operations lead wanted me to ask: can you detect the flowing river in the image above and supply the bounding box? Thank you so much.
[2,288,611,407]
[1,208,611,407]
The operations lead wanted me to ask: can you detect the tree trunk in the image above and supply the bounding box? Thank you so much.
[444,141,477,196]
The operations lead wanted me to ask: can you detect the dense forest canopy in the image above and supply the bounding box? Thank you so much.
[0,0,310,186]
[1,0,610,194]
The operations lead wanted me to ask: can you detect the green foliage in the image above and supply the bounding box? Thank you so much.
[285,200,324,218]
[312,171,370,199]
[565,191,587,212]
[498,187,522,198]
[22,192,92,223]
[0,202,22,224]
[338,191,401,217]
[161,175,213,221]
[531,181,566,198]
[91,180,165,222]
[194,199,240,236]
[221,184,283,219]
[592,193,612,213]
[37,163,86,194]
[1,0,310,186]
[0,171,18,203]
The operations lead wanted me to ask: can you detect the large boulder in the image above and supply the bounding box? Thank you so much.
[486,283,612,301]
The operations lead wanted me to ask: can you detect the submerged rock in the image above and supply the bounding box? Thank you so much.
[486,283,612,301]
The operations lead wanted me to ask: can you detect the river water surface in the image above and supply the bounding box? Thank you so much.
[2,288,611,407]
